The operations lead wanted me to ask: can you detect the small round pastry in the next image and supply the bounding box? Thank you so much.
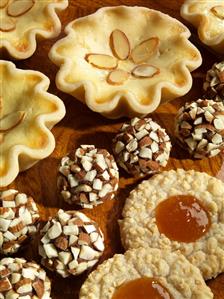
[79,247,213,299]
[57,145,119,208]
[175,99,224,158]
[120,169,224,280]
[112,117,171,177]
[203,61,224,102]
[0,189,40,255]
[0,257,51,298]
[39,209,105,278]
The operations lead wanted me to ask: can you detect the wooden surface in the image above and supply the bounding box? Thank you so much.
[3,0,224,298]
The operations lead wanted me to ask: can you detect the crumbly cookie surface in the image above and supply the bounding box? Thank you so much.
[119,169,224,280]
[79,247,213,299]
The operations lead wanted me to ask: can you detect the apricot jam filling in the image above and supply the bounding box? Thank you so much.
[155,195,211,243]
[112,277,173,299]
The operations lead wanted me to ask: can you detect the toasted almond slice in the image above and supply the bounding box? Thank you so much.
[85,54,117,70]
[0,111,25,132]
[131,37,159,64]
[211,5,224,19]
[0,18,16,32]
[107,69,130,85]
[110,29,130,60]
[7,0,34,17]
[0,0,9,8]
[132,64,160,78]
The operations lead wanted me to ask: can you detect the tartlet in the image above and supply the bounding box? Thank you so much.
[49,6,202,119]
[0,60,65,187]
[181,0,224,54]
[0,0,68,59]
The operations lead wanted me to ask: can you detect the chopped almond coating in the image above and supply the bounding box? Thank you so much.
[39,209,104,277]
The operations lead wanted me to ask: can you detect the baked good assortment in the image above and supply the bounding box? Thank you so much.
[0,60,65,187]
[0,189,39,255]
[0,0,68,59]
[175,99,224,158]
[80,247,213,299]
[49,5,202,118]
[0,257,51,298]
[39,209,104,278]
[181,0,224,54]
[57,145,119,208]
[112,117,171,176]
[1,2,224,299]
[119,169,224,280]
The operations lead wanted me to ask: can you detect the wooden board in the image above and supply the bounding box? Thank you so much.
[2,0,224,298]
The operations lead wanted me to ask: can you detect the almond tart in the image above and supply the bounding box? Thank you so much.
[0,60,65,187]
[49,6,202,119]
[0,0,68,59]
[181,0,224,54]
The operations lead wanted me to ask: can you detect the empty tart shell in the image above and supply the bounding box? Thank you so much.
[49,6,202,119]
[0,0,68,59]
[0,60,65,187]
[181,0,224,54]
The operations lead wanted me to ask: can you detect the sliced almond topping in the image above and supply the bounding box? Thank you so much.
[0,18,16,32]
[107,69,130,85]
[85,54,117,70]
[0,0,9,8]
[7,0,35,17]
[131,37,159,64]
[132,64,160,78]
[110,29,130,60]
[0,111,25,132]
[211,5,224,19]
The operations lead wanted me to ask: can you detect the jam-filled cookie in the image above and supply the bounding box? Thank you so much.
[80,247,213,299]
[120,169,224,280]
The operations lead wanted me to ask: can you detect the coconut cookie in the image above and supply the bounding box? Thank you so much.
[0,0,68,59]
[120,169,224,280]
[79,247,213,299]
[49,6,202,119]
[0,60,65,187]
[181,0,224,54]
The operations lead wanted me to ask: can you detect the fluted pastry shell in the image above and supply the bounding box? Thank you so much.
[0,0,68,59]
[0,60,65,187]
[181,0,224,54]
[49,6,202,119]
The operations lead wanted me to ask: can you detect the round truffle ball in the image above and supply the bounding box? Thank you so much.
[38,209,105,278]
[0,189,40,255]
[57,145,119,208]
[203,61,224,102]
[112,117,171,177]
[0,257,51,298]
[175,99,224,158]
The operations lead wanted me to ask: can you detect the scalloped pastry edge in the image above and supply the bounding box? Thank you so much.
[180,0,224,54]
[0,0,68,60]
[0,60,66,187]
[49,6,202,119]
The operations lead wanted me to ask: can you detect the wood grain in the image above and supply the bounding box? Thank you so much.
[1,0,224,298]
